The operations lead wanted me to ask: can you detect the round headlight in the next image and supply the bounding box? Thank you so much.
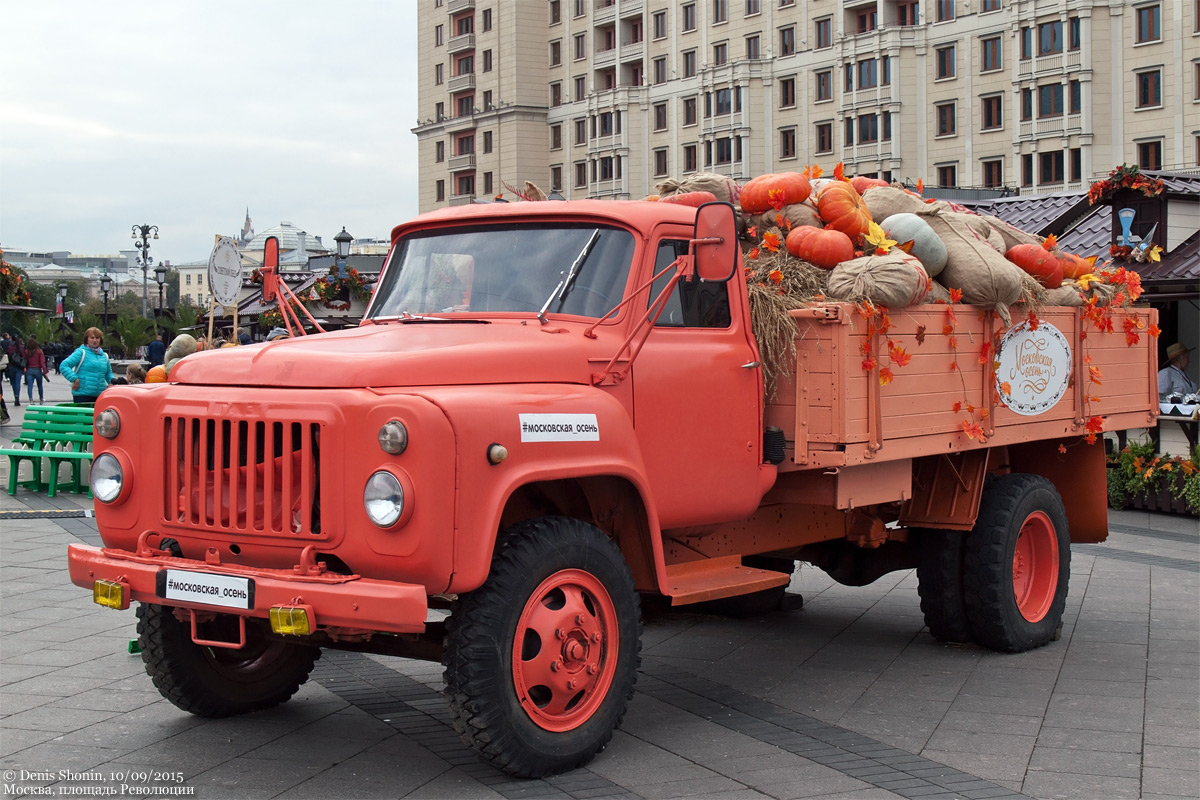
[378,421,408,454]
[364,471,404,527]
[91,453,124,504]
[95,409,121,439]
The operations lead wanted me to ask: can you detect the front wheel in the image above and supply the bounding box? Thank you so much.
[136,604,320,717]
[443,516,641,777]
[962,474,1070,653]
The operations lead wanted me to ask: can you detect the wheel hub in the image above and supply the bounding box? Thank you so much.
[1012,510,1059,623]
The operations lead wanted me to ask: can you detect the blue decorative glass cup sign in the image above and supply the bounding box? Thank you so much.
[1118,208,1136,247]
[996,320,1072,416]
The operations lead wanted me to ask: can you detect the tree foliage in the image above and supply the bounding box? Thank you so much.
[110,315,154,358]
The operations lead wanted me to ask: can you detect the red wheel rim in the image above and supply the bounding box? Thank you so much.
[512,568,619,732]
[1012,510,1059,622]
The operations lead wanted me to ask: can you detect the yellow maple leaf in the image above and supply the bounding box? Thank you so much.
[863,222,898,254]
[1074,273,1102,291]
[1147,245,1163,263]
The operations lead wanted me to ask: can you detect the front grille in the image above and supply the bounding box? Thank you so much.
[162,415,324,538]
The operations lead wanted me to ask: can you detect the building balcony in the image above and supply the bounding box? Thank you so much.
[593,1,616,24]
[448,33,475,54]
[594,47,616,67]
[447,0,475,12]
[448,194,475,206]
[619,0,643,16]
[619,41,644,62]
[449,153,477,171]
[448,72,476,92]
[442,113,476,133]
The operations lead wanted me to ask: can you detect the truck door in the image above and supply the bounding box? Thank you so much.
[632,237,765,529]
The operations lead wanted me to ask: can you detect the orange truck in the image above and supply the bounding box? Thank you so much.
[68,200,1157,777]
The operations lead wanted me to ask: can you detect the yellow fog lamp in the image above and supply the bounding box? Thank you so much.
[93,579,128,609]
[269,606,313,636]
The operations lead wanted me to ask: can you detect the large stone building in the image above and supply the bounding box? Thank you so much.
[413,0,1198,209]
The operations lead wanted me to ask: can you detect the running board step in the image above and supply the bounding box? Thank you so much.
[664,555,792,606]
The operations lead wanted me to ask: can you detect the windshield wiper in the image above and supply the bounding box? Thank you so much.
[538,229,601,326]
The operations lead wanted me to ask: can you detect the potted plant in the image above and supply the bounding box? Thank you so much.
[1107,441,1200,516]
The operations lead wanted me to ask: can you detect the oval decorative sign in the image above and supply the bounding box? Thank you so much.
[208,236,243,308]
[996,320,1072,416]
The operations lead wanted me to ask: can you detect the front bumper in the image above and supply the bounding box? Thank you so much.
[67,542,428,635]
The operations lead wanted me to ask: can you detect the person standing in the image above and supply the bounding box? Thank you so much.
[59,327,115,404]
[23,336,47,404]
[146,332,166,367]
[0,346,9,424]
[1158,343,1197,398]
[5,334,26,406]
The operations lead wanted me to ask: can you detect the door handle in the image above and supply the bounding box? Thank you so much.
[741,361,761,369]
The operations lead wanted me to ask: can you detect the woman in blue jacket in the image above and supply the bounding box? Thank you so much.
[59,327,115,404]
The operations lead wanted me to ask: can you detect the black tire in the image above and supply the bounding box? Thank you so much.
[697,556,795,617]
[443,516,641,777]
[962,474,1070,653]
[136,603,320,717]
[916,529,973,644]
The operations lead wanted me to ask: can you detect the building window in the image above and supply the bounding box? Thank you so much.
[1039,151,1064,184]
[897,1,918,25]
[882,110,892,140]
[550,125,562,150]
[683,50,697,77]
[844,118,855,146]
[683,3,697,32]
[1021,154,1033,186]
[684,144,698,172]
[653,57,667,83]
[982,0,1002,11]
[780,77,796,107]
[780,127,796,159]
[435,63,444,84]
[1136,70,1161,108]
[185,274,192,286]
[714,137,734,164]
[857,59,878,89]
[982,37,1002,71]
[483,172,493,196]
[455,16,473,36]
[856,9,877,33]
[1136,5,1161,43]
[481,8,492,31]
[713,0,728,23]
[653,11,667,38]
[456,94,474,116]
[550,41,561,66]
[882,56,891,85]
[574,118,586,144]
[936,0,955,22]
[602,68,616,89]
[937,165,957,187]
[936,102,956,136]
[435,140,445,162]
[982,95,1003,130]
[1038,84,1063,117]
[654,103,668,130]
[482,50,492,72]
[550,1,561,25]
[858,114,879,143]
[654,149,669,177]
[844,64,854,92]
[435,25,444,46]
[575,161,587,188]
[684,96,698,125]
[746,35,760,60]
[455,54,474,76]
[1070,148,1082,182]
[1138,140,1162,170]
[746,0,761,15]
[815,70,831,102]
[455,133,474,155]
[713,42,728,65]
[574,33,586,60]
[436,180,445,202]
[815,122,833,154]
[456,174,475,197]
[1069,17,1081,50]
[573,0,585,17]
[1069,80,1081,113]
[936,45,956,79]
[814,18,831,49]
[599,157,615,181]
[550,166,562,193]
[1038,21,1063,55]
[982,159,1004,188]
[780,26,795,56]
[550,83,562,106]
[435,102,445,120]
[574,76,586,99]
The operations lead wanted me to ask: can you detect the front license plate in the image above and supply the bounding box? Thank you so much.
[158,569,254,610]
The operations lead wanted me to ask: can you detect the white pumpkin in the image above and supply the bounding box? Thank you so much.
[881,212,948,278]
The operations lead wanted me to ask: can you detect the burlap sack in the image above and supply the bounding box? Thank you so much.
[862,186,927,221]
[923,211,1026,325]
[978,213,1044,251]
[946,211,1006,253]
[924,280,953,304]
[826,252,931,309]
[747,203,822,234]
[657,172,741,205]
[1042,285,1085,307]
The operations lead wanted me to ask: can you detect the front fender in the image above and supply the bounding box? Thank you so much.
[415,384,663,594]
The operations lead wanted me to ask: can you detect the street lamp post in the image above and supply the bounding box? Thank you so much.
[100,273,112,330]
[334,227,353,279]
[154,265,168,335]
[131,223,159,319]
[57,284,69,332]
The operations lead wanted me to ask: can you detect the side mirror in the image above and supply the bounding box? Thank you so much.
[692,202,738,282]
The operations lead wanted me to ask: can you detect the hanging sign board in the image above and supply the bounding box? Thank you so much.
[208,236,243,308]
[995,320,1072,416]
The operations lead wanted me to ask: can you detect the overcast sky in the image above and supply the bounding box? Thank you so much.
[0,1,420,266]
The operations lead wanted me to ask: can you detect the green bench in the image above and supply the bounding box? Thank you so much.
[0,404,96,497]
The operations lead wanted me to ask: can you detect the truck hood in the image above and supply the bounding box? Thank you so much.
[169,321,597,388]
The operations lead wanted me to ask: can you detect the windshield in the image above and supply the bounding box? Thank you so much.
[368,224,636,319]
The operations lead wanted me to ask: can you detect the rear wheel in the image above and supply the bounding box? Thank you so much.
[136,603,320,717]
[962,474,1070,652]
[916,529,973,644]
[443,516,641,777]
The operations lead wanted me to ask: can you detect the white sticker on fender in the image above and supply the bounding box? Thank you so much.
[519,413,600,442]
[163,569,252,610]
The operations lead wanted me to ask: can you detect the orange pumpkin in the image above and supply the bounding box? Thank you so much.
[1058,252,1095,280]
[1006,243,1063,289]
[146,365,168,383]
[850,175,889,195]
[817,183,873,238]
[740,172,812,213]
[660,190,718,207]
[785,225,855,269]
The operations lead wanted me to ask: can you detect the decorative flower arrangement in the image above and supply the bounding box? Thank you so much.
[0,250,32,306]
[1108,243,1163,264]
[1107,441,1200,515]
[313,266,371,311]
[1087,164,1165,205]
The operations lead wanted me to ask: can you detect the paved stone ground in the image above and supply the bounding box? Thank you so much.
[1,382,1197,799]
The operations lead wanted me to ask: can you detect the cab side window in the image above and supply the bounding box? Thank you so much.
[649,239,732,328]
